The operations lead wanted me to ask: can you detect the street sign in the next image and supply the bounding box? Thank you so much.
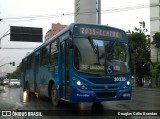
[10,26,43,42]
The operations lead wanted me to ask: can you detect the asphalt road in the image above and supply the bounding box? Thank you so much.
[0,85,160,119]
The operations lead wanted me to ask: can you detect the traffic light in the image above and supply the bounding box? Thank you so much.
[9,62,15,66]
[12,62,15,66]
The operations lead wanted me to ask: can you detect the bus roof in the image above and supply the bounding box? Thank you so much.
[22,23,125,60]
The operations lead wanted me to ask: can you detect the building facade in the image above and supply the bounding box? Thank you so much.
[150,0,160,35]
[150,0,160,63]
[45,23,66,41]
[74,0,101,24]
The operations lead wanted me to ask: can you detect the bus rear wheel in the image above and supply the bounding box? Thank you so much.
[26,83,31,97]
[51,85,60,107]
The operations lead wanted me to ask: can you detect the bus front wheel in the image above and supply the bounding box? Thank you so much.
[51,85,60,107]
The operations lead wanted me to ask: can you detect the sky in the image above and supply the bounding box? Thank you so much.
[0,0,150,75]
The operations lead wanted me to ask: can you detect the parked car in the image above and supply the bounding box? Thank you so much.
[9,79,20,88]
[2,79,10,86]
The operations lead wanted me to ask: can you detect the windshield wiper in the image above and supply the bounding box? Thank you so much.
[87,36,98,54]
[87,36,100,64]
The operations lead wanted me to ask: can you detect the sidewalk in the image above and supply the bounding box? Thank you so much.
[133,86,160,91]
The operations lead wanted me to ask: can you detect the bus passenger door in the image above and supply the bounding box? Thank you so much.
[34,54,39,93]
[61,40,70,100]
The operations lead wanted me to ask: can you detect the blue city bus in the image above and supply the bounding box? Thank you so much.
[21,23,132,106]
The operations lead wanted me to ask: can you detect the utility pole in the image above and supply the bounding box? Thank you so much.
[0,18,1,49]
[97,0,101,24]
[0,29,10,49]
[134,49,137,87]
[157,48,159,63]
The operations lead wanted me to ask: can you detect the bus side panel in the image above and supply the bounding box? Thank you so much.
[25,69,34,92]
[37,65,57,97]
[21,60,26,91]
[21,62,34,92]
[38,66,50,96]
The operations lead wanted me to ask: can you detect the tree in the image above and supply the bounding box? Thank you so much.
[152,63,160,76]
[152,32,160,47]
[152,32,160,63]
[6,63,22,79]
[127,22,151,86]
[152,63,160,87]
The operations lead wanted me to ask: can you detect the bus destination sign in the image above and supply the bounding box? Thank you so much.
[74,26,123,39]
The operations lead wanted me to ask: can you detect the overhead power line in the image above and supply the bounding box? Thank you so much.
[1,47,36,49]
[1,4,149,22]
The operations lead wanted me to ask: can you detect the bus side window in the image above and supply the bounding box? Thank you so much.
[40,45,50,66]
[50,41,58,64]
[27,55,33,70]
[21,59,26,72]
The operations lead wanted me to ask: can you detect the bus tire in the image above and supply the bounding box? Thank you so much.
[51,85,60,107]
[26,82,31,97]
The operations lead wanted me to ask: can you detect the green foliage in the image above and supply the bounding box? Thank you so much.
[6,62,22,79]
[127,32,147,46]
[152,32,160,64]
[152,63,160,76]
[127,32,150,62]
[152,32,160,48]
[127,24,151,80]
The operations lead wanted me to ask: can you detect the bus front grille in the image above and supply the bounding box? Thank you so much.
[92,86,118,90]
[86,78,119,84]
[96,92,116,98]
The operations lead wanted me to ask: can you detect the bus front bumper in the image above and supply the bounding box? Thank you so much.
[70,87,132,103]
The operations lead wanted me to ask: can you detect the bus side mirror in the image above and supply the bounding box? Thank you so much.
[68,38,73,49]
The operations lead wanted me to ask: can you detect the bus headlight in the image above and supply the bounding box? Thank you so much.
[123,80,131,89]
[73,78,89,90]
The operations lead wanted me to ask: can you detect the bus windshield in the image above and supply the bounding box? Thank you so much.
[73,37,130,76]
